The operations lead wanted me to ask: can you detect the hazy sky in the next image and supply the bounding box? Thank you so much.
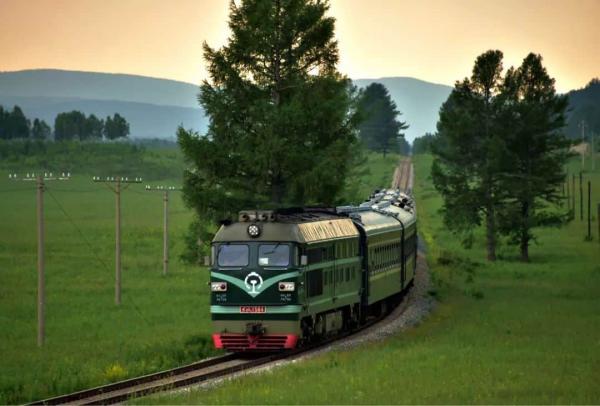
[1,0,598,92]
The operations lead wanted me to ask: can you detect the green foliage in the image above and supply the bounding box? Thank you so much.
[0,139,185,180]
[0,105,30,140]
[54,110,87,141]
[179,0,361,261]
[357,82,408,157]
[412,132,437,154]
[31,118,52,140]
[433,51,570,262]
[497,53,571,261]
[432,50,506,261]
[54,111,129,141]
[104,113,130,140]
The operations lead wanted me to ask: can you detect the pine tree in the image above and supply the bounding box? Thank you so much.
[432,50,505,260]
[31,118,52,140]
[497,54,570,261]
[357,83,408,157]
[178,0,360,259]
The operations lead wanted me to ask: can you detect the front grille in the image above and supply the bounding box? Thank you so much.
[217,334,296,350]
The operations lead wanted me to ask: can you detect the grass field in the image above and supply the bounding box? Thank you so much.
[147,154,600,404]
[0,144,399,404]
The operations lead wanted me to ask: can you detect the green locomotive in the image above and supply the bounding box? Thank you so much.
[210,189,417,351]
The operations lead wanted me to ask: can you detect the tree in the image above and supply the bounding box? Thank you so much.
[0,106,7,140]
[1,105,31,139]
[54,111,86,141]
[104,113,129,140]
[432,50,505,261]
[31,118,52,140]
[178,0,361,259]
[84,114,104,139]
[497,54,570,262]
[412,132,437,154]
[357,83,408,157]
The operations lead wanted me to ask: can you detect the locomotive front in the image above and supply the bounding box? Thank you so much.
[210,211,304,351]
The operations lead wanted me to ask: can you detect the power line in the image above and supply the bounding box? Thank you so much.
[45,187,151,325]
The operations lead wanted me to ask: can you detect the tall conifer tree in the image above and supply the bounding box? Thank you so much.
[178,0,360,258]
[357,83,408,157]
[432,50,505,260]
[498,54,570,261]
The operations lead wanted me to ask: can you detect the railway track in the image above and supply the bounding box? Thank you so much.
[392,158,412,192]
[30,312,401,405]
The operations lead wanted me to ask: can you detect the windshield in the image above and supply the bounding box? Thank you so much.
[217,244,249,267]
[258,244,290,267]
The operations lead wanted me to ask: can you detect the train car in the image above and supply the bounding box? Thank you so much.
[209,191,417,352]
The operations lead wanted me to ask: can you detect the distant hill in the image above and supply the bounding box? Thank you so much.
[0,69,199,107]
[0,69,455,141]
[566,79,600,140]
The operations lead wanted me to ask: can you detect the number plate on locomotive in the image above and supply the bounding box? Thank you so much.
[240,306,266,313]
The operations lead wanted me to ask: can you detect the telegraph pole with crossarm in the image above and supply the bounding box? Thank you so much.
[9,172,71,347]
[92,176,143,305]
[145,185,182,275]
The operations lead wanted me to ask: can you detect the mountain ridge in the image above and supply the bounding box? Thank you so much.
[0,69,455,141]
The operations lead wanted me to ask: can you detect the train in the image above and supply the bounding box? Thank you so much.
[209,188,417,351]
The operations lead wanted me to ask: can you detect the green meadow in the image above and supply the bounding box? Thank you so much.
[0,142,399,404]
[147,154,600,404]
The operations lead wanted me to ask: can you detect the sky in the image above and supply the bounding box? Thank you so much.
[0,0,598,93]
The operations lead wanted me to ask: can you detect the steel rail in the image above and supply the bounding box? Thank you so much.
[29,302,405,405]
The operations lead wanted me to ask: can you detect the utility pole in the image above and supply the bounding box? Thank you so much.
[145,185,181,275]
[93,176,142,305]
[579,120,587,171]
[580,172,584,221]
[587,181,591,241]
[572,174,576,220]
[9,172,71,347]
[592,132,596,172]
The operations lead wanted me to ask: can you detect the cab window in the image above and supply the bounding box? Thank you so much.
[217,244,249,267]
[258,244,290,267]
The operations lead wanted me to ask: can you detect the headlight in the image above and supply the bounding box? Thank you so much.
[247,223,261,238]
[278,282,295,292]
[211,282,227,292]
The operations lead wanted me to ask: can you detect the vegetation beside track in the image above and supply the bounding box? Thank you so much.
[0,144,397,404]
[148,154,600,404]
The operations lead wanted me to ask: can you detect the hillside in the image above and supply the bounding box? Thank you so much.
[565,79,600,140]
[0,69,199,107]
[0,69,453,142]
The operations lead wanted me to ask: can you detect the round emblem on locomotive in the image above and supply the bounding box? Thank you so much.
[244,272,263,294]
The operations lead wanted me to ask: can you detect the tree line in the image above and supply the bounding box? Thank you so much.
[0,105,130,141]
[430,50,570,262]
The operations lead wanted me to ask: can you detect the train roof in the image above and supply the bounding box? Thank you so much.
[213,209,359,244]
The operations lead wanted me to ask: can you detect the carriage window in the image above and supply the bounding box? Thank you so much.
[258,244,290,266]
[217,244,249,267]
